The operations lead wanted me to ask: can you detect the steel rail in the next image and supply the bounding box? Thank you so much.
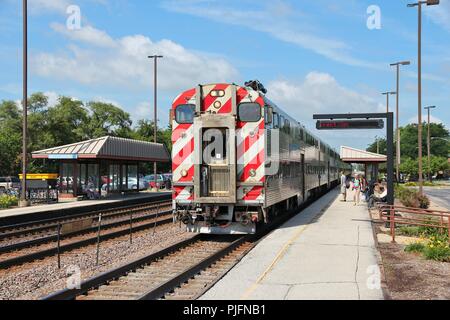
[42,235,203,300]
[138,236,248,300]
[0,210,171,254]
[0,200,171,241]
[0,214,173,269]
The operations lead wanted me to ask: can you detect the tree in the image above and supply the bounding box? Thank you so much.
[399,123,449,159]
[84,102,133,138]
[0,93,175,176]
[0,100,22,176]
[132,120,172,173]
[367,138,387,155]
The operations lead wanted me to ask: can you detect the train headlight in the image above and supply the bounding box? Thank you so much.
[181,169,188,177]
[213,101,222,109]
[249,169,256,177]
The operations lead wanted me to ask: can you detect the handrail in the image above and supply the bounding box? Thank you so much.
[375,204,450,244]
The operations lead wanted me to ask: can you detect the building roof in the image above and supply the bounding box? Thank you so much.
[340,146,387,163]
[32,136,170,162]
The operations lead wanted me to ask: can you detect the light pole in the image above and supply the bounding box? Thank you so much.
[390,61,410,182]
[407,0,440,195]
[381,91,396,113]
[148,55,163,191]
[425,106,436,182]
[20,0,29,207]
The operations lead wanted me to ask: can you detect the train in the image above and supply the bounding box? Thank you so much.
[170,80,351,234]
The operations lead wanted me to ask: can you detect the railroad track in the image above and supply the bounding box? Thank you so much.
[42,189,334,300]
[43,234,252,300]
[0,209,173,269]
[0,200,171,243]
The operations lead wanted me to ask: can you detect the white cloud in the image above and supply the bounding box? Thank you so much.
[425,0,450,32]
[161,0,381,69]
[408,115,443,125]
[28,0,71,15]
[51,23,116,48]
[266,72,386,149]
[44,91,60,108]
[131,101,170,127]
[31,25,238,92]
[267,72,384,123]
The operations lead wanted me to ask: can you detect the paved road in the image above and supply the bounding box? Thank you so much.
[423,187,450,209]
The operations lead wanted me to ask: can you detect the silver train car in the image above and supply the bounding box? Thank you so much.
[170,81,350,234]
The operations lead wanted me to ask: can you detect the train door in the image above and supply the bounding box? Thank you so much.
[193,85,237,204]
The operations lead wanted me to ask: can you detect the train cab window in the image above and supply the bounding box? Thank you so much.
[175,104,195,124]
[238,103,261,122]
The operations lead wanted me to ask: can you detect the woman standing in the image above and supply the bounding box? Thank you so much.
[353,174,361,206]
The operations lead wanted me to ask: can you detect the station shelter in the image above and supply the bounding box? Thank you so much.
[32,136,170,199]
[340,146,387,182]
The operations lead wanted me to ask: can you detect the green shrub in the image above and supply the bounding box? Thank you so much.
[417,218,446,237]
[0,195,18,209]
[394,184,406,199]
[398,226,421,237]
[399,188,419,207]
[405,242,425,253]
[404,182,417,187]
[423,244,450,262]
[417,194,430,209]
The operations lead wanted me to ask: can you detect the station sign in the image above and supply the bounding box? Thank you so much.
[316,119,384,130]
[48,154,78,160]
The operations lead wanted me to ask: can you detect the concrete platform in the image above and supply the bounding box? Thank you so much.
[0,192,171,224]
[201,188,384,300]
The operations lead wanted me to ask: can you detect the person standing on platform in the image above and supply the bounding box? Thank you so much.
[340,171,347,201]
[353,174,361,206]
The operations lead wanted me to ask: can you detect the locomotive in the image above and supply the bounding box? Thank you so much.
[170,81,350,234]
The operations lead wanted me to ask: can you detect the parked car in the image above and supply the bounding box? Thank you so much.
[0,177,21,193]
[127,177,147,190]
[143,174,165,189]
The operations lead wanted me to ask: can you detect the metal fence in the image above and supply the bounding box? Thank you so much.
[26,188,59,204]
[376,204,450,244]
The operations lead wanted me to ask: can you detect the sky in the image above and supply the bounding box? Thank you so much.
[0,0,449,150]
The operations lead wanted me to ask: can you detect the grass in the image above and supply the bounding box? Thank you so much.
[405,242,425,253]
[404,234,450,262]
[423,245,450,262]
[398,226,421,237]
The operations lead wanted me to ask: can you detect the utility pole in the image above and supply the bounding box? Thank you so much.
[390,61,410,183]
[20,0,29,207]
[381,91,396,113]
[425,106,436,182]
[148,55,163,191]
[408,0,440,195]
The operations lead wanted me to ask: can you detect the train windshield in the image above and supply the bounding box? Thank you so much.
[175,104,195,124]
[238,103,261,122]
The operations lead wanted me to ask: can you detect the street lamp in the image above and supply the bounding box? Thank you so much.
[381,91,396,113]
[20,0,29,207]
[407,0,440,195]
[425,105,436,182]
[390,61,410,183]
[148,55,163,191]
